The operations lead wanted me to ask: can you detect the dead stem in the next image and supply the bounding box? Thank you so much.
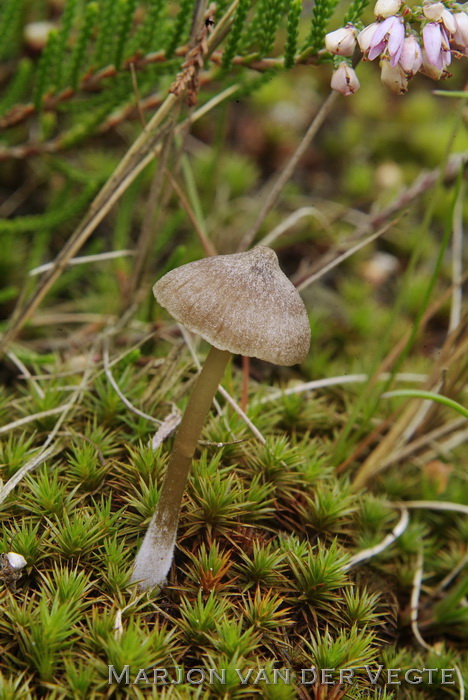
[237,91,339,252]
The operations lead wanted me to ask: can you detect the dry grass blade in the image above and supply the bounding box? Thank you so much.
[0,346,95,503]
[0,1,240,356]
[102,339,162,426]
[410,552,466,699]
[343,508,409,571]
[29,250,135,277]
[0,405,73,436]
[6,349,45,399]
[449,180,464,332]
[352,313,467,489]
[296,219,399,291]
[237,91,339,252]
[0,442,62,505]
[127,128,176,300]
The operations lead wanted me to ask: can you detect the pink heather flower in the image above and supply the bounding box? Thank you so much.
[325,25,357,56]
[452,12,468,49]
[330,63,360,95]
[423,22,451,70]
[380,57,408,93]
[423,22,442,63]
[420,48,445,78]
[358,22,379,52]
[423,3,456,34]
[399,36,423,75]
[368,16,405,66]
[374,0,402,20]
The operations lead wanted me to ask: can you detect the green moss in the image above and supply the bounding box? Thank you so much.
[0,2,465,696]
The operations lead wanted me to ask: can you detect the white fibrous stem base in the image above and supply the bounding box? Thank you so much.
[130,520,176,589]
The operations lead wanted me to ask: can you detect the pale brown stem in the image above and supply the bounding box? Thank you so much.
[131,345,231,589]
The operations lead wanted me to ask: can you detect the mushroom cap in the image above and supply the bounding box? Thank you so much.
[153,246,310,366]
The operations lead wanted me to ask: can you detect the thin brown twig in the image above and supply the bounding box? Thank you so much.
[291,151,467,289]
[165,168,217,256]
[129,61,147,130]
[127,123,177,301]
[0,73,236,161]
[127,0,214,304]
[237,90,339,251]
[0,40,318,138]
[0,48,187,132]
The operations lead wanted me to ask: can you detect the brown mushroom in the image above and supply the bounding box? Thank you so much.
[131,246,310,589]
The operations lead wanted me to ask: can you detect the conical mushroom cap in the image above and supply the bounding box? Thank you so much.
[153,246,311,366]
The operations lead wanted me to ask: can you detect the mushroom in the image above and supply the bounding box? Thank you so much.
[131,246,310,589]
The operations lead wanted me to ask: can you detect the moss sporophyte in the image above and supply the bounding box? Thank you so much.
[131,247,311,590]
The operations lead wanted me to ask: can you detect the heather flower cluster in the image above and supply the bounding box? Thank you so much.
[325,0,468,95]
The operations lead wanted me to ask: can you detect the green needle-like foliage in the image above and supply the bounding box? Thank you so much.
[67,442,109,491]
[94,0,119,65]
[54,0,79,87]
[178,590,230,645]
[130,0,166,54]
[305,0,342,55]
[165,0,195,58]
[342,586,382,627]
[5,594,82,681]
[24,469,71,516]
[243,588,294,638]
[0,59,32,115]
[182,540,235,592]
[33,29,60,111]
[0,182,97,235]
[221,0,252,70]
[288,540,350,609]
[213,617,261,657]
[298,480,357,536]
[284,0,302,68]
[237,540,286,586]
[258,0,289,56]
[114,0,139,68]
[0,0,25,61]
[344,0,371,24]
[0,433,36,479]
[304,625,378,673]
[68,2,99,90]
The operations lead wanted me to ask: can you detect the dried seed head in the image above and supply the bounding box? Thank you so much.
[153,246,311,365]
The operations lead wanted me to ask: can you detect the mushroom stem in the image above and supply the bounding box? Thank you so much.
[131,345,231,589]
